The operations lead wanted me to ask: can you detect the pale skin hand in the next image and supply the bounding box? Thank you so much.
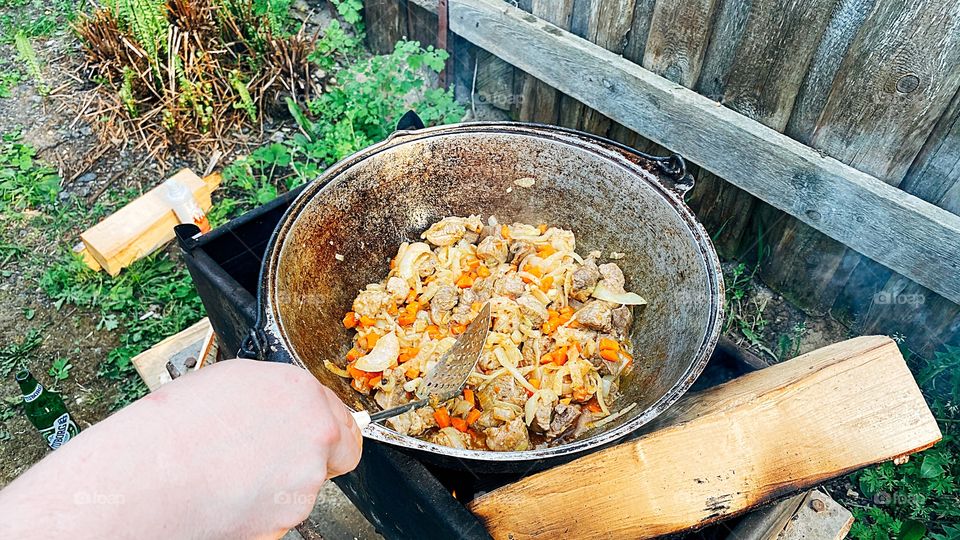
[0,359,363,540]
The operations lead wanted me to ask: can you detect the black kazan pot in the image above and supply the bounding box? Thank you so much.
[239,120,724,473]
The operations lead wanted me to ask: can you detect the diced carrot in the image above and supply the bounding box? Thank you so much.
[451,417,469,432]
[560,306,575,317]
[621,349,634,369]
[434,407,452,428]
[537,244,556,257]
[466,409,482,425]
[466,258,480,270]
[471,301,482,312]
[476,265,491,278]
[451,323,467,335]
[568,319,581,328]
[541,319,558,335]
[405,366,420,379]
[365,333,380,349]
[599,338,620,351]
[388,303,399,315]
[539,275,554,292]
[390,258,397,269]
[397,314,415,326]
[521,274,533,284]
[368,375,382,387]
[346,348,364,361]
[405,289,417,303]
[600,348,620,362]
[538,224,548,234]
[585,397,602,413]
[456,274,475,288]
[547,309,560,319]
[426,325,442,339]
[359,315,376,327]
[463,388,475,404]
[343,312,358,329]
[527,266,543,278]
[551,346,569,366]
[346,364,366,380]
[528,377,540,389]
[500,225,510,239]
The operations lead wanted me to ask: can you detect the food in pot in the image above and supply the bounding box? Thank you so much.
[334,216,646,451]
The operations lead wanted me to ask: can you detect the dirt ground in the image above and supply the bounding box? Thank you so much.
[0,4,855,537]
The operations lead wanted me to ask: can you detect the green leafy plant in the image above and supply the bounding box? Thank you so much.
[48,357,72,381]
[0,327,43,377]
[0,67,21,98]
[14,31,48,95]
[0,131,60,210]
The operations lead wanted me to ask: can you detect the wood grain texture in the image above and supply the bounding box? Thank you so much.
[728,490,852,540]
[518,0,574,123]
[364,0,407,54]
[901,85,960,213]
[579,0,637,134]
[132,318,215,391]
[468,336,940,539]
[762,0,960,314]
[422,0,960,304]
[643,0,719,87]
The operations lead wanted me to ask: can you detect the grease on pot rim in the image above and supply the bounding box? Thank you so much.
[329,215,648,451]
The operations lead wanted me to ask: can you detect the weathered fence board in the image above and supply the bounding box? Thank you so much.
[761,0,960,315]
[429,0,960,307]
[518,0,575,123]
[643,0,718,88]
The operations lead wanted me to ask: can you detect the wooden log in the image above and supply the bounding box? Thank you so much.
[428,0,960,305]
[132,318,218,391]
[467,336,940,539]
[80,169,220,276]
[760,0,960,313]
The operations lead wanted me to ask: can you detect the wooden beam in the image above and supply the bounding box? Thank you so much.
[408,0,960,305]
[729,490,853,540]
[467,336,940,539]
[132,318,217,391]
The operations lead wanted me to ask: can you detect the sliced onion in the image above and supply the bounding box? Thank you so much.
[323,360,350,378]
[397,242,432,282]
[524,388,558,425]
[439,427,468,449]
[354,331,400,371]
[591,282,647,305]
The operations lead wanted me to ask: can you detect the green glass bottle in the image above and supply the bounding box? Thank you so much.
[16,369,80,449]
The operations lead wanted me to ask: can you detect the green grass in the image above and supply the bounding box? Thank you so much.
[0,327,42,377]
[0,0,76,44]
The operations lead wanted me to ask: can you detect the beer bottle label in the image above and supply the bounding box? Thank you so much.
[23,385,42,403]
[40,413,78,449]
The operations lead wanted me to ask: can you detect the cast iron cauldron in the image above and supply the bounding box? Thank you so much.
[240,121,724,472]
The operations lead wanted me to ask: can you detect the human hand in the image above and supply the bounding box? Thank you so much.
[0,359,362,540]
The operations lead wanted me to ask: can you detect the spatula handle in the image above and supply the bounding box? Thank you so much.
[352,410,371,430]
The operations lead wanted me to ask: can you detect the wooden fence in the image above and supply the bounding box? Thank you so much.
[364,0,960,357]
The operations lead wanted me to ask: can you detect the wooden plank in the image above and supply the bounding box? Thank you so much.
[728,490,853,540]
[468,336,941,539]
[683,0,835,256]
[643,0,718,88]
[518,0,574,123]
[132,318,217,391]
[80,169,220,276]
[429,0,960,304]
[727,494,806,540]
[901,85,960,212]
[364,0,407,54]
[760,0,960,313]
[578,0,636,134]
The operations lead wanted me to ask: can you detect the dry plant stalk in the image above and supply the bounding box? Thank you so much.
[73,0,324,167]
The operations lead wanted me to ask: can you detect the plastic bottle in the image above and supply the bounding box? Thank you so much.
[164,178,211,233]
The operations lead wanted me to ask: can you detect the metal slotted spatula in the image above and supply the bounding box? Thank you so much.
[352,303,491,429]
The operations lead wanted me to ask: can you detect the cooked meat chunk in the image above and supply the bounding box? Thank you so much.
[490,374,527,406]
[528,389,558,433]
[547,403,582,438]
[478,351,498,371]
[510,240,536,264]
[520,338,540,367]
[423,217,466,246]
[517,293,548,326]
[571,259,600,301]
[352,288,392,318]
[386,276,409,302]
[484,417,530,451]
[610,305,633,339]
[417,255,437,278]
[432,285,458,311]
[387,406,436,436]
[494,272,526,298]
[575,300,613,333]
[598,262,626,292]
[476,236,508,263]
[547,228,576,252]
